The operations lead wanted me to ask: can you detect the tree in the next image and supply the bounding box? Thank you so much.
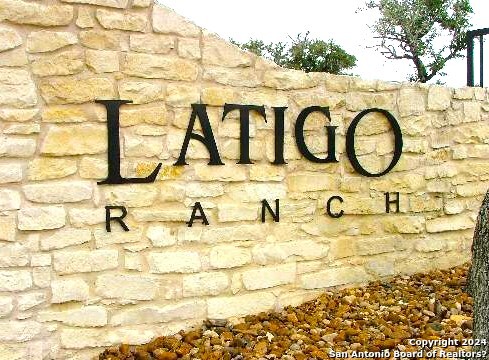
[467,191,489,358]
[365,0,473,83]
[231,32,357,75]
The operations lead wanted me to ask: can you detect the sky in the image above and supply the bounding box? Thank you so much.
[158,0,489,88]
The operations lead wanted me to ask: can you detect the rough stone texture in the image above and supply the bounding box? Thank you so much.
[0,2,486,357]
[0,26,22,52]
[95,274,157,300]
[51,278,89,303]
[0,0,73,26]
[27,31,77,53]
[53,250,119,274]
[96,9,148,32]
[23,181,92,203]
[17,206,66,230]
[41,124,107,155]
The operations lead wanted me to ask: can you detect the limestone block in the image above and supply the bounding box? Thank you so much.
[40,77,115,105]
[0,190,21,211]
[39,306,107,328]
[86,49,119,73]
[60,328,155,349]
[427,86,452,110]
[454,87,474,99]
[125,253,143,271]
[51,278,89,303]
[252,240,329,265]
[32,267,51,289]
[0,164,22,183]
[182,272,229,297]
[61,0,128,8]
[365,258,395,277]
[346,92,396,111]
[0,26,22,52]
[178,38,201,59]
[130,34,174,54]
[287,173,337,192]
[103,184,158,207]
[152,5,200,37]
[3,123,40,135]
[0,48,28,67]
[383,216,425,234]
[0,243,29,268]
[0,297,13,317]
[202,224,265,244]
[146,226,176,247]
[194,164,247,182]
[207,292,276,319]
[226,183,286,203]
[80,30,120,50]
[301,266,368,289]
[118,81,164,104]
[0,270,32,291]
[132,206,189,222]
[69,208,106,227]
[0,320,41,342]
[203,34,252,68]
[41,124,107,155]
[263,70,318,90]
[217,204,258,222]
[242,263,296,290]
[209,246,251,269]
[110,300,206,326]
[76,7,95,28]
[426,214,474,233]
[133,0,151,7]
[356,236,398,256]
[0,69,37,108]
[328,237,356,259]
[463,102,482,123]
[124,134,165,158]
[23,181,92,203]
[53,250,119,274]
[0,138,34,159]
[456,182,489,197]
[27,31,77,53]
[203,66,262,87]
[249,165,285,182]
[201,87,238,106]
[177,227,202,243]
[120,105,167,126]
[370,174,425,193]
[415,237,445,252]
[94,227,142,248]
[123,53,199,81]
[95,274,157,301]
[28,158,77,181]
[0,0,73,26]
[186,183,224,198]
[148,251,201,274]
[425,163,457,179]
[96,9,147,32]
[0,109,38,122]
[30,254,51,267]
[166,84,200,107]
[0,213,15,242]
[442,199,465,217]
[399,87,426,116]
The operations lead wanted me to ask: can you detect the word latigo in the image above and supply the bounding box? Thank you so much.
[95,100,404,231]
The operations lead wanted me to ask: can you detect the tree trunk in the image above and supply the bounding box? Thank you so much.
[467,190,489,357]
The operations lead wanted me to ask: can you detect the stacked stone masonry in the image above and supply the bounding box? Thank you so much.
[0,0,485,358]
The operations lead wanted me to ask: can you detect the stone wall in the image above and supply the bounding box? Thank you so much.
[0,0,487,358]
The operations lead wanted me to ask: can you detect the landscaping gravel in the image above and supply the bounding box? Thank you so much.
[99,263,473,360]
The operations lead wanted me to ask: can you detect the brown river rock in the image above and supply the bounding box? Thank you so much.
[99,263,473,360]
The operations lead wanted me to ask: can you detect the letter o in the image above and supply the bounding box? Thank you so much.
[346,108,403,177]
